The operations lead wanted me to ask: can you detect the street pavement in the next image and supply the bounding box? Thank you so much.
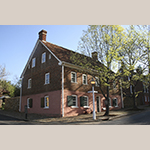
[0,105,150,125]
[97,109,150,125]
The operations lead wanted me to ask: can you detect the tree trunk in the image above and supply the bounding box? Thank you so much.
[104,78,109,116]
[148,85,150,106]
[132,86,137,108]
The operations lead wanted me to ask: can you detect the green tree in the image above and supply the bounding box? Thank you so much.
[0,80,15,97]
[118,25,147,108]
[71,25,125,116]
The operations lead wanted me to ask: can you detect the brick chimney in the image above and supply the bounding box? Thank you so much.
[39,30,47,42]
[92,52,98,60]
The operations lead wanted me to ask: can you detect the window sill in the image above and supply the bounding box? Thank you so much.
[71,82,78,84]
[44,107,49,109]
[83,106,90,108]
[71,106,79,108]
[44,83,50,85]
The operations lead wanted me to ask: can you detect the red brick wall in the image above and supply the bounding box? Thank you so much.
[21,90,61,117]
[64,67,106,93]
[63,89,121,117]
[22,42,62,96]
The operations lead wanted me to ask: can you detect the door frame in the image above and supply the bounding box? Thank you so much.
[96,96,101,112]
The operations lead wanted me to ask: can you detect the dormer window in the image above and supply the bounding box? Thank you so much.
[32,58,36,68]
[42,52,46,63]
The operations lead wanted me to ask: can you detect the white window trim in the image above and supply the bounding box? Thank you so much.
[83,96,89,107]
[71,95,78,108]
[45,73,50,85]
[41,52,46,63]
[27,98,30,108]
[44,96,49,109]
[82,74,87,85]
[71,72,77,83]
[28,78,31,89]
[32,58,36,68]
[113,98,118,107]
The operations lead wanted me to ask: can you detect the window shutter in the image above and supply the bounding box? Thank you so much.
[67,96,73,107]
[80,97,84,107]
[41,97,44,108]
[29,99,33,108]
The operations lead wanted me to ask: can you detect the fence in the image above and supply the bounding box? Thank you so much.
[4,97,20,111]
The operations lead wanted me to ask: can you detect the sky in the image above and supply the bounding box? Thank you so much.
[0,25,89,83]
[0,25,129,83]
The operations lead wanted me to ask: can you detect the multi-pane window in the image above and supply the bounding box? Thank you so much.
[71,72,77,83]
[27,98,33,108]
[45,73,50,84]
[32,58,36,68]
[28,78,31,89]
[44,96,49,108]
[80,96,88,107]
[42,52,46,63]
[82,74,87,85]
[67,95,78,107]
[113,98,118,107]
[41,96,49,108]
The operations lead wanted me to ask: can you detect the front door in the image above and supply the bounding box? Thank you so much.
[96,96,101,112]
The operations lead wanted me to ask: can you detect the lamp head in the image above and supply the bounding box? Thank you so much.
[91,78,95,85]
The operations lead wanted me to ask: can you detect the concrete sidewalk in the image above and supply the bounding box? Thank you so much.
[0,105,150,125]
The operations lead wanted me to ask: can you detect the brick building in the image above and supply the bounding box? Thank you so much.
[20,30,122,117]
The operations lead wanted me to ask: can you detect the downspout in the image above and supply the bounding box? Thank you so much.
[19,77,23,112]
[62,65,64,117]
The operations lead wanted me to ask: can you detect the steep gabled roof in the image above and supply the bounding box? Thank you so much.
[43,41,104,69]
[20,30,111,78]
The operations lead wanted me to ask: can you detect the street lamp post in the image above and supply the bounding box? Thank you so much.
[91,78,96,120]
